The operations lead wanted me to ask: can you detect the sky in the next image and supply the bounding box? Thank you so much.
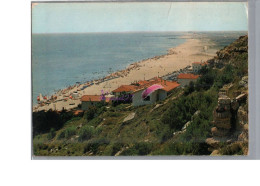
[32,2,248,34]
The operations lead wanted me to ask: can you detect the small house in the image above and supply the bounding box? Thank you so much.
[81,95,104,110]
[192,62,202,73]
[132,80,180,107]
[177,73,199,87]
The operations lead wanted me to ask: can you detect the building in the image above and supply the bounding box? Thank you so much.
[112,85,137,97]
[192,62,202,73]
[132,80,180,107]
[177,73,199,87]
[81,95,104,110]
[192,61,209,73]
[110,77,180,107]
[81,94,115,110]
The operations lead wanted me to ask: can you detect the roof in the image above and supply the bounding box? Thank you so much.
[81,95,103,102]
[201,62,209,66]
[73,110,84,115]
[159,81,180,92]
[178,73,200,80]
[133,78,180,93]
[137,80,149,85]
[112,85,137,93]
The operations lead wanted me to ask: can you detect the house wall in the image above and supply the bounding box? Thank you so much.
[158,89,167,100]
[132,89,167,107]
[192,63,201,73]
[178,79,197,87]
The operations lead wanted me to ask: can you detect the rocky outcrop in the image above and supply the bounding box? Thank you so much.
[206,89,248,155]
[214,35,248,67]
[239,76,248,88]
[123,112,136,123]
[212,95,232,135]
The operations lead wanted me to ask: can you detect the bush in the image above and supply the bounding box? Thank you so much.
[64,126,76,139]
[57,131,65,140]
[161,129,173,143]
[86,106,97,120]
[184,81,195,95]
[162,91,217,131]
[33,109,73,137]
[47,128,56,140]
[135,142,153,155]
[120,146,138,156]
[83,138,110,155]
[120,142,153,156]
[111,143,123,155]
[196,69,216,90]
[78,126,95,142]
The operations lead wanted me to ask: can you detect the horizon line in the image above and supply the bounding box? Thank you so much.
[32,30,248,35]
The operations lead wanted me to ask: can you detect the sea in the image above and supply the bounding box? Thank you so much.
[32,31,246,104]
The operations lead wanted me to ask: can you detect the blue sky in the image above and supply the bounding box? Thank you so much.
[32,2,248,33]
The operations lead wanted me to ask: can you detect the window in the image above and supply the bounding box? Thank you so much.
[144,96,150,101]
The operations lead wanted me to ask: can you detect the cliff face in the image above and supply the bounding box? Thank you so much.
[215,35,248,64]
[206,35,248,155]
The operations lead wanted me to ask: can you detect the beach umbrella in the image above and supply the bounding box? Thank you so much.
[142,84,163,99]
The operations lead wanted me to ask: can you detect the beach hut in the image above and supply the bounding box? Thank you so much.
[72,92,79,99]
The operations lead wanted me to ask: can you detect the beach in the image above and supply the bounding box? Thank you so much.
[33,37,217,112]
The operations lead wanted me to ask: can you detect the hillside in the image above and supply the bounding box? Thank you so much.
[33,35,248,156]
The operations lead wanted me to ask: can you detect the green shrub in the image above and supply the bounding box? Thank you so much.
[78,126,95,142]
[47,128,56,140]
[120,142,153,156]
[57,131,65,140]
[83,138,110,155]
[135,142,153,155]
[120,146,138,156]
[33,109,73,137]
[64,126,76,139]
[184,81,195,95]
[86,106,97,120]
[111,143,123,155]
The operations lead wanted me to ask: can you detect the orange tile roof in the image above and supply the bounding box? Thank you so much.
[178,73,200,79]
[159,81,180,92]
[137,80,149,85]
[132,78,180,93]
[73,110,84,115]
[201,62,209,66]
[112,85,138,93]
[81,95,103,102]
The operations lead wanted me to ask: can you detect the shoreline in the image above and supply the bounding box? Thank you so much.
[33,36,217,112]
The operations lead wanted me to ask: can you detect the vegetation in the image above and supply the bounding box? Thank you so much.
[33,35,248,156]
[32,109,74,137]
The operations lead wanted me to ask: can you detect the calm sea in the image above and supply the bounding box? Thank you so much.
[32,31,246,104]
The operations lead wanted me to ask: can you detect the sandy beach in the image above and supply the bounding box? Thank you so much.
[33,37,217,112]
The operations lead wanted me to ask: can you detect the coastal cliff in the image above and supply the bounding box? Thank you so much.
[33,35,248,156]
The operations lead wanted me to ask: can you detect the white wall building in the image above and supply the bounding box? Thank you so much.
[132,89,167,107]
